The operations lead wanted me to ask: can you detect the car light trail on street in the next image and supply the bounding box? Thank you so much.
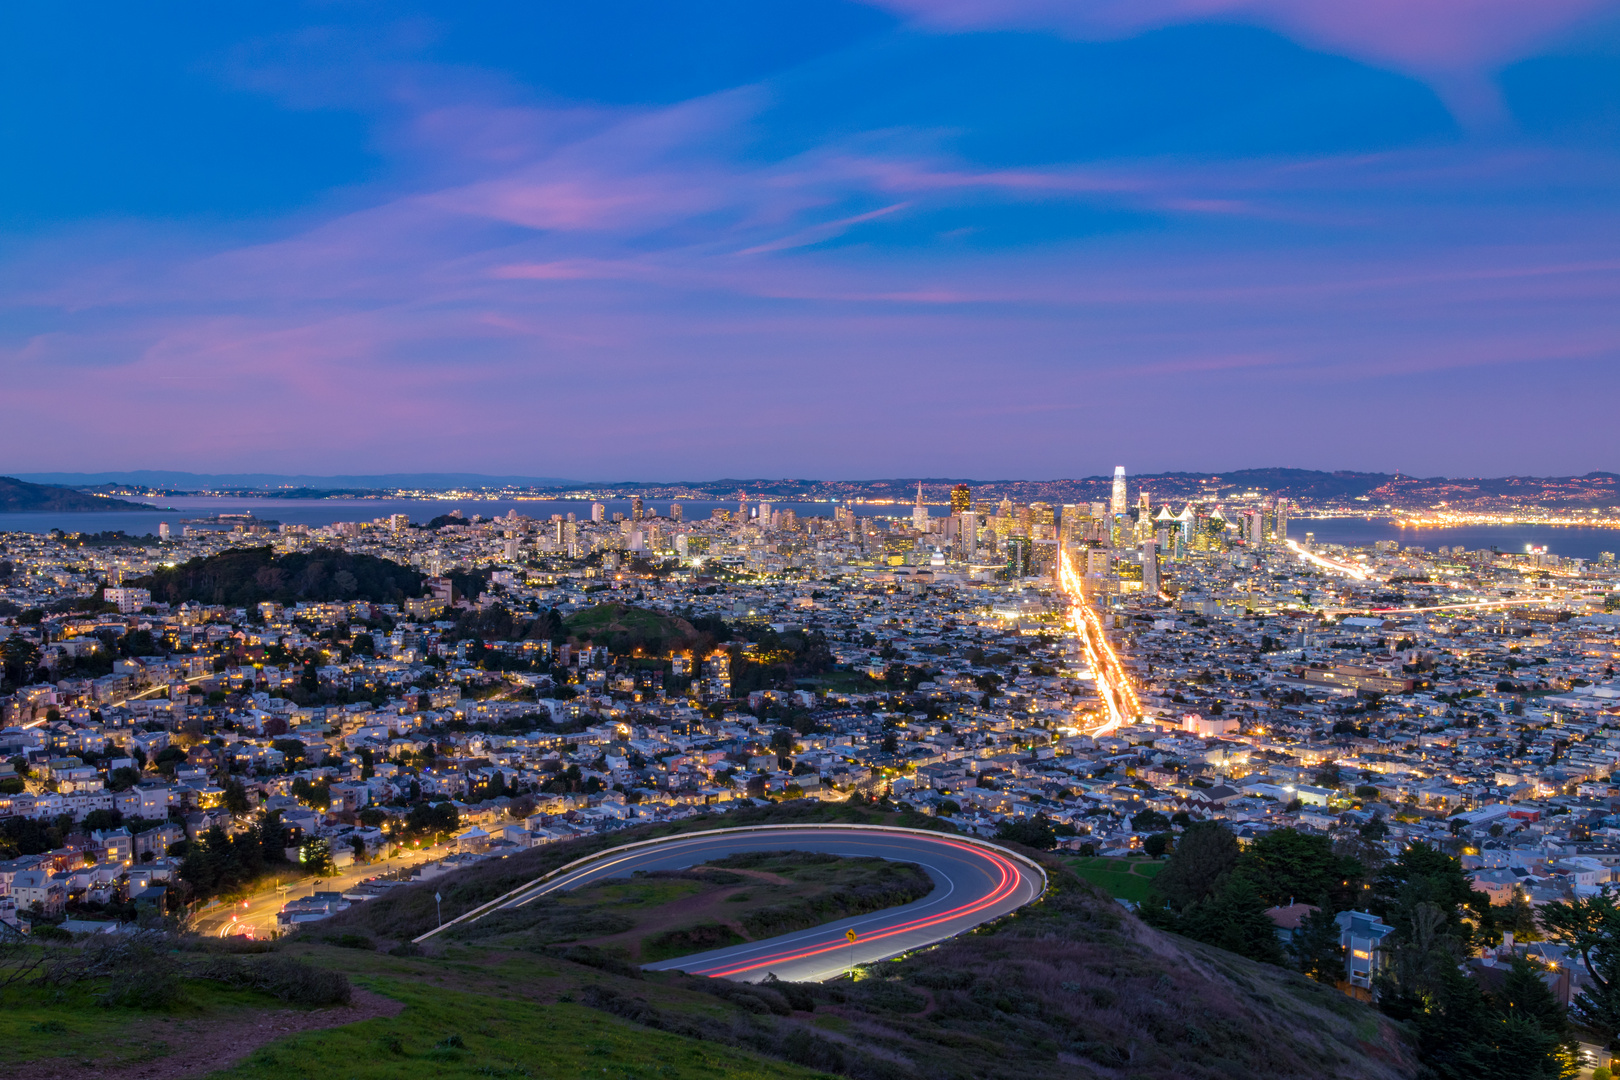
[1057,546,1139,735]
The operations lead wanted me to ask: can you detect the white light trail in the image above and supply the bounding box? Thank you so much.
[1285,538,1370,580]
[1057,546,1139,735]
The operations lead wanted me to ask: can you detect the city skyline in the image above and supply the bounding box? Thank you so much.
[2,2,1619,478]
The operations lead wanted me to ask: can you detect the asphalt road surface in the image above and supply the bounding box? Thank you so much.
[192,843,451,938]
[459,825,1045,983]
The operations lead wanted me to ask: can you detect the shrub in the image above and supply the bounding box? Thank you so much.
[191,954,351,1006]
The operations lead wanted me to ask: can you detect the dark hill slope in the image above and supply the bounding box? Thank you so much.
[0,475,152,512]
[315,803,1415,1080]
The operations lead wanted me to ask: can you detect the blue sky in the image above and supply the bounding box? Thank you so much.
[2,1,1618,479]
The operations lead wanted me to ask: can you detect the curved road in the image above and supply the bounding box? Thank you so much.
[429,825,1045,983]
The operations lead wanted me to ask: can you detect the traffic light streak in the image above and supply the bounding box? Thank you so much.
[1057,546,1140,735]
[683,841,1024,980]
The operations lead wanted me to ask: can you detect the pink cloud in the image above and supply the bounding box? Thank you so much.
[872,0,1620,126]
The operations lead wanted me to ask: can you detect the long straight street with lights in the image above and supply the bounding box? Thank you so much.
[1057,545,1141,736]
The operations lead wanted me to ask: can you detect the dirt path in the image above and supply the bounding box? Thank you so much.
[0,988,405,1080]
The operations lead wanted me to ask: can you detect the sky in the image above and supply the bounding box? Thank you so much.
[2,1,1619,481]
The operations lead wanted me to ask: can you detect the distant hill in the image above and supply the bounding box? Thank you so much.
[15,470,578,491]
[131,547,424,607]
[0,475,154,512]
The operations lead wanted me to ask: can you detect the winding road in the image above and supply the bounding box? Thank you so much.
[420,824,1046,983]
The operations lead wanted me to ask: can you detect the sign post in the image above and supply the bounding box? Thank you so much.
[845,928,858,978]
[435,892,443,928]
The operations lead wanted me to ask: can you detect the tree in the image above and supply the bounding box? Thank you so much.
[1154,821,1240,909]
[82,808,123,832]
[1288,907,1345,983]
[107,767,142,792]
[994,815,1057,850]
[1241,828,1360,909]
[1541,891,1620,1047]
[1176,873,1286,964]
[299,837,334,875]
[1,636,41,686]
[1371,842,1489,949]
[1143,832,1173,859]
[222,779,251,815]
[1129,808,1171,833]
[1360,809,1390,839]
[1496,957,1577,1072]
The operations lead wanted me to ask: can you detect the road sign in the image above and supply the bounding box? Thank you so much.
[845,929,858,943]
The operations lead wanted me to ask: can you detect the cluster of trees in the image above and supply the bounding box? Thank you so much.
[1137,824,1356,965]
[135,547,425,606]
[993,812,1078,850]
[727,626,835,695]
[176,816,294,902]
[1138,823,1585,1077]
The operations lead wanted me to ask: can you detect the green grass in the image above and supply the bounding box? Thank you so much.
[210,977,831,1080]
[1065,856,1164,903]
[567,878,708,910]
[0,978,290,1070]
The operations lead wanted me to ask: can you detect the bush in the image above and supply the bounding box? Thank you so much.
[322,933,375,951]
[191,954,351,1006]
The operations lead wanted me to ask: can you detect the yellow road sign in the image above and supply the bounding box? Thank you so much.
[845,929,858,943]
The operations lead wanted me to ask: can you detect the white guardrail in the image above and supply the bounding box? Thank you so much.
[412,822,1049,945]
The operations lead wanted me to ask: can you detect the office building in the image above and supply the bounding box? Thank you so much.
[1141,539,1159,595]
[1006,536,1031,578]
[950,484,971,514]
[1111,466,1127,516]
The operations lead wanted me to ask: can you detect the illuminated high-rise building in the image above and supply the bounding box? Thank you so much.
[1274,499,1288,540]
[1140,539,1159,595]
[958,511,979,558]
[631,496,644,521]
[1059,504,1081,545]
[1111,466,1127,516]
[670,501,683,523]
[1006,536,1031,579]
[950,484,971,514]
[1029,502,1054,539]
[912,482,928,532]
[590,502,605,523]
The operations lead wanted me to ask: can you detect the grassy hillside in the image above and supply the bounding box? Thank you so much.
[441,850,934,964]
[270,859,1413,1080]
[302,804,1414,1080]
[1065,855,1164,904]
[0,804,1417,1080]
[317,801,954,942]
